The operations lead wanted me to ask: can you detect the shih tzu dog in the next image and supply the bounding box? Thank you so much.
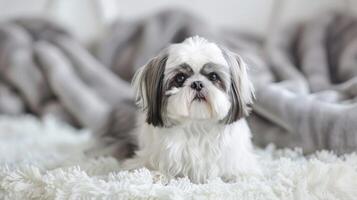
[98,36,260,183]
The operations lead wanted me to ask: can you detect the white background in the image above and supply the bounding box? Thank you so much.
[0,0,355,44]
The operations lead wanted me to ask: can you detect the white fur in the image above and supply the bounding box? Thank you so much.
[127,36,259,183]
[124,117,260,183]
[166,36,228,72]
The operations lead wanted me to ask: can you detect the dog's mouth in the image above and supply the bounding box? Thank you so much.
[192,93,206,102]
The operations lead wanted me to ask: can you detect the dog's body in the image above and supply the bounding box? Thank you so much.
[124,115,259,183]
[96,36,259,183]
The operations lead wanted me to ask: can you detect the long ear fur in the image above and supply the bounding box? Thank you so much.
[131,52,168,127]
[220,48,255,124]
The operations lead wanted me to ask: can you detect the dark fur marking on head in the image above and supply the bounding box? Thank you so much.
[178,63,194,74]
[200,62,229,91]
[166,62,194,89]
[220,48,254,124]
[143,54,168,127]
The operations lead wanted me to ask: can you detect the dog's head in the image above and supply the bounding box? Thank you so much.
[132,36,254,127]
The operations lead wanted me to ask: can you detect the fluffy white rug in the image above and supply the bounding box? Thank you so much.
[0,115,357,200]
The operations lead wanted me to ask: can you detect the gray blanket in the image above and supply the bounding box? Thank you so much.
[1,10,357,154]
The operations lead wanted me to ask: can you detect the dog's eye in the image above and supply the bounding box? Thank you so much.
[208,72,219,82]
[175,73,186,84]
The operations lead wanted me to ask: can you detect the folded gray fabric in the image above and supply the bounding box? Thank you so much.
[0,18,132,129]
[251,12,357,154]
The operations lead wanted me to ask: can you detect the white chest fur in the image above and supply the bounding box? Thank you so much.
[124,119,259,183]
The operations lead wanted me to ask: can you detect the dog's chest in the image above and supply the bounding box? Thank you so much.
[166,123,222,157]
[131,119,257,183]
[144,123,230,179]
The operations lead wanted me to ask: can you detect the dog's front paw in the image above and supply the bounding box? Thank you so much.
[221,175,238,183]
[150,171,169,184]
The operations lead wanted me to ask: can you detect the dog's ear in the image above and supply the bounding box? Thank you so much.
[220,48,255,124]
[131,52,168,127]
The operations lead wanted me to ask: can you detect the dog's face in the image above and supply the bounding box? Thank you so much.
[132,36,254,127]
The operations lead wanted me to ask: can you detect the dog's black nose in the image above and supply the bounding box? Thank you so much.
[191,81,204,91]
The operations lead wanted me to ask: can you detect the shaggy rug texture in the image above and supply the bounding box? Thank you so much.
[0,115,357,200]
